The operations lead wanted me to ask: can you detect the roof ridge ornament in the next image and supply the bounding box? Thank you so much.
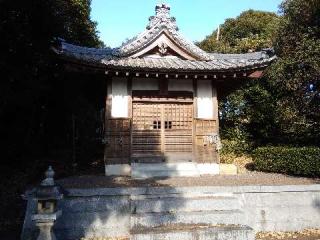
[156,3,170,17]
[147,3,178,31]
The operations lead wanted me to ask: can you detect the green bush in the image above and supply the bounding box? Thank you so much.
[252,147,320,177]
[220,139,253,156]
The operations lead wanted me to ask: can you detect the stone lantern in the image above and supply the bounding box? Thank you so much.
[31,166,63,240]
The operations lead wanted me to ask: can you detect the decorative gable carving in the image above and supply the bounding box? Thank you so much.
[158,43,168,56]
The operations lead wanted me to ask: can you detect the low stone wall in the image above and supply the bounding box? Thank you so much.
[21,185,320,240]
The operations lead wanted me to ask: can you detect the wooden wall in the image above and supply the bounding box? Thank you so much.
[104,77,220,165]
[104,78,132,165]
[193,80,219,163]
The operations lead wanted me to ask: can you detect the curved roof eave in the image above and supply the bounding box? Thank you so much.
[52,4,277,72]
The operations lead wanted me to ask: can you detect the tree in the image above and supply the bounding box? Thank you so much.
[198,10,280,53]
[266,0,320,145]
[200,4,319,147]
[197,10,281,148]
[0,0,104,235]
[0,0,103,167]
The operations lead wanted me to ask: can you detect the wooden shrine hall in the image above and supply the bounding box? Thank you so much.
[54,4,275,178]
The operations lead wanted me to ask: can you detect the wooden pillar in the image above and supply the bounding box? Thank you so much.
[104,76,112,165]
[128,77,133,161]
[212,80,219,132]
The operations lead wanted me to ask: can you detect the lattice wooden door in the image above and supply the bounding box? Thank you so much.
[132,102,193,162]
[163,103,193,157]
[132,102,163,158]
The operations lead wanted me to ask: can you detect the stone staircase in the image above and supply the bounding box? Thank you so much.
[130,192,254,240]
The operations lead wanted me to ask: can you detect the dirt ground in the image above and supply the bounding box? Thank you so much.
[257,229,320,240]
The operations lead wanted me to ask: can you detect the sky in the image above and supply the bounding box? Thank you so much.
[91,0,283,48]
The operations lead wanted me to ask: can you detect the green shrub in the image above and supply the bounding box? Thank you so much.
[252,147,320,177]
[220,139,253,156]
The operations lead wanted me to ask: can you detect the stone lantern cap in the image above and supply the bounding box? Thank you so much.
[34,166,64,201]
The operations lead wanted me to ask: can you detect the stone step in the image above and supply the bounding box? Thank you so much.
[131,163,201,179]
[131,224,254,240]
[132,163,198,171]
[132,170,200,179]
[131,210,244,228]
[131,195,240,213]
[130,192,234,200]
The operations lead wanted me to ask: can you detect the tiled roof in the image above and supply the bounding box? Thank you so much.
[56,40,275,72]
[100,56,275,72]
[54,4,276,72]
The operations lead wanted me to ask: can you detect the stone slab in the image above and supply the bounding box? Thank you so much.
[131,163,201,179]
[131,225,254,240]
[64,184,320,197]
[219,164,238,175]
[132,195,239,213]
[131,210,244,228]
[105,164,131,176]
[197,163,220,175]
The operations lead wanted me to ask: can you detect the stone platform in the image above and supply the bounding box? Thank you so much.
[21,183,320,240]
[105,162,229,179]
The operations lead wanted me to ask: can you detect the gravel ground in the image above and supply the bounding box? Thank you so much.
[57,171,320,189]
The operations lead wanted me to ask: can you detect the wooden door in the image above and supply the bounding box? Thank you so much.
[132,102,193,162]
[132,102,163,160]
[163,103,193,161]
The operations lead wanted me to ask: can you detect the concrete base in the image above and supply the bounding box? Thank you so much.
[21,185,320,240]
[105,163,220,179]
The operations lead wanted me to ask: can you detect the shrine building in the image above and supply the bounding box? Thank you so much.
[54,4,275,178]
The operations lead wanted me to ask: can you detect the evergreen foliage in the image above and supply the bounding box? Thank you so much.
[198,10,280,53]
[266,0,320,144]
[253,147,320,177]
[199,1,320,147]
